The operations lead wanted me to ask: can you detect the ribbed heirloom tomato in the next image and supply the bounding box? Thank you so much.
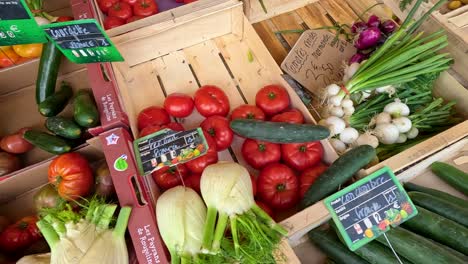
[281,141,323,171]
[271,108,304,124]
[257,163,299,210]
[152,164,189,189]
[104,16,125,29]
[97,0,118,13]
[241,139,280,169]
[133,0,158,17]
[255,85,290,116]
[185,131,218,173]
[108,2,133,20]
[230,104,266,120]
[137,106,171,130]
[194,85,230,117]
[0,216,41,251]
[139,122,184,137]
[48,153,94,200]
[164,93,194,118]
[299,163,328,198]
[200,115,233,151]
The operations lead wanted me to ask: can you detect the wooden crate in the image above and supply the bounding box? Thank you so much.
[243,0,319,23]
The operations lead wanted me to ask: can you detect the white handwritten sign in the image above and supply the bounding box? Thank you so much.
[281,30,355,95]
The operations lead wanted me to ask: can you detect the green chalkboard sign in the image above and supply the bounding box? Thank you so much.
[324,166,418,251]
[0,0,47,45]
[41,19,123,64]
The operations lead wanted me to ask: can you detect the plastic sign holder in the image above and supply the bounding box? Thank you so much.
[324,166,418,251]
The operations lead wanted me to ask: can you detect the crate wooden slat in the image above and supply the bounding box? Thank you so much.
[243,0,319,23]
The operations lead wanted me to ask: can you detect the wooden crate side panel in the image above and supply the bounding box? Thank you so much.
[245,0,319,23]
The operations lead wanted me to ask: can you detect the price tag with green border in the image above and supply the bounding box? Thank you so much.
[324,166,418,251]
[41,19,123,64]
[0,0,47,45]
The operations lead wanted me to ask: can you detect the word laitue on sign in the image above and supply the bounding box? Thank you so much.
[41,19,123,63]
[0,0,47,45]
[281,30,355,96]
[134,128,209,176]
[324,166,418,251]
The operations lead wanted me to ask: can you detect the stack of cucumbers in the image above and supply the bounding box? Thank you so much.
[310,162,468,264]
[23,42,100,155]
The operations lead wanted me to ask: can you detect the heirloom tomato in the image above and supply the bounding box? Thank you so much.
[271,108,304,124]
[200,115,233,151]
[230,104,265,121]
[152,164,189,189]
[137,106,171,130]
[194,85,230,117]
[164,93,194,118]
[281,142,323,171]
[241,139,280,169]
[299,163,328,198]
[255,85,290,115]
[257,163,299,210]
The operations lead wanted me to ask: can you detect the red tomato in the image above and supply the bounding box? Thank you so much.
[255,85,290,115]
[152,164,189,189]
[231,104,266,121]
[241,139,281,169]
[257,163,299,210]
[200,115,233,151]
[108,2,133,20]
[48,153,94,200]
[122,0,138,5]
[185,131,218,173]
[271,108,304,124]
[104,16,125,29]
[256,200,274,218]
[97,0,118,13]
[299,163,328,198]
[126,15,145,23]
[137,106,171,131]
[0,216,40,251]
[1,132,33,154]
[55,16,74,22]
[185,173,201,193]
[194,85,230,117]
[281,142,323,171]
[139,122,184,137]
[164,93,195,118]
[250,174,257,197]
[133,0,158,17]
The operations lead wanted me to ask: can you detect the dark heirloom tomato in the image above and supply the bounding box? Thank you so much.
[48,153,94,200]
[0,216,40,252]
[152,164,189,189]
[185,131,218,173]
[137,106,171,130]
[231,105,266,121]
[194,85,230,117]
[299,163,328,198]
[271,108,304,124]
[108,2,133,20]
[255,85,290,116]
[241,139,280,169]
[164,93,195,118]
[257,163,299,210]
[281,141,323,171]
[200,115,233,151]
[139,122,184,137]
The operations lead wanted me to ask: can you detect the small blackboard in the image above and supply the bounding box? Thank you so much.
[41,19,123,63]
[0,0,29,20]
[324,166,418,251]
[134,128,209,175]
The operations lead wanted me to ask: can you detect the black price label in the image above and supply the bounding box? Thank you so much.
[325,167,418,251]
[0,0,29,20]
[134,128,208,175]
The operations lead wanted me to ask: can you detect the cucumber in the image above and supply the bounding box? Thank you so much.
[308,229,368,264]
[431,161,468,195]
[376,227,466,264]
[404,182,467,208]
[408,191,468,227]
[301,145,376,208]
[23,130,71,154]
[229,119,330,143]
[45,116,82,139]
[402,206,468,255]
[38,82,73,117]
[354,240,412,264]
[73,90,99,128]
[36,41,62,104]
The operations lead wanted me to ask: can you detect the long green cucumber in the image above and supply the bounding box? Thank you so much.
[36,41,62,104]
[431,161,468,195]
[376,227,466,264]
[354,241,412,264]
[404,182,467,208]
[229,119,330,143]
[38,82,73,117]
[23,130,71,154]
[308,229,368,264]
[402,206,468,255]
[301,145,376,208]
[408,191,468,227]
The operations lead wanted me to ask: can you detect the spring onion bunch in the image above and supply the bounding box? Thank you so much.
[201,162,287,263]
[37,197,131,264]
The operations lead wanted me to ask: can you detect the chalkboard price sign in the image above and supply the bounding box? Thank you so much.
[0,0,47,45]
[134,128,209,175]
[324,167,418,251]
[41,19,123,64]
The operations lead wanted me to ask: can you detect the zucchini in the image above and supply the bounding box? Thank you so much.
[229,119,330,143]
[408,191,468,227]
[23,130,71,155]
[404,182,467,208]
[36,41,62,104]
[376,227,466,264]
[301,145,376,208]
[308,229,368,264]
[38,82,73,117]
[45,116,82,139]
[431,161,468,195]
[402,206,468,255]
[73,90,99,128]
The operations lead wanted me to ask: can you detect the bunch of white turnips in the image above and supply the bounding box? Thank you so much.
[319,62,419,154]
